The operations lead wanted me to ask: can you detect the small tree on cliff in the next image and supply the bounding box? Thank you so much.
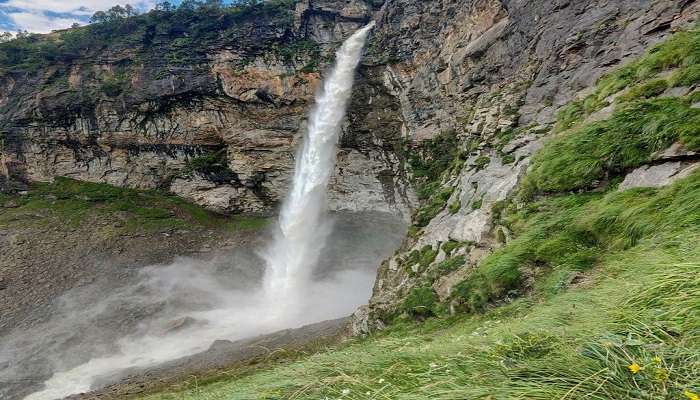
[90,4,139,24]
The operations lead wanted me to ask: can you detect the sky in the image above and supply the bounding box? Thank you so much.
[0,0,182,33]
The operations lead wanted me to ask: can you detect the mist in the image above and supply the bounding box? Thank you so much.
[0,212,405,400]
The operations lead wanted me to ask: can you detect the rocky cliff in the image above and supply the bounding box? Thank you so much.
[353,0,699,331]
[1,0,698,332]
[0,0,413,218]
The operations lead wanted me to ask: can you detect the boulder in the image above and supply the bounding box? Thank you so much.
[619,162,699,191]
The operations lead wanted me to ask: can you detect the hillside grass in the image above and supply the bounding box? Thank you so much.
[0,177,268,232]
[556,26,700,131]
[526,97,700,193]
[138,222,700,399]
[529,26,700,194]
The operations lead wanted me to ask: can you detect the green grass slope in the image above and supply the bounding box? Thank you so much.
[137,26,700,400]
[0,177,268,232]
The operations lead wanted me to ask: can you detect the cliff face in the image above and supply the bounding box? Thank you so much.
[0,0,414,218]
[354,0,699,331]
[1,0,698,329]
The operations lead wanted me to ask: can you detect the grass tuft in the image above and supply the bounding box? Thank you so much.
[529,97,700,193]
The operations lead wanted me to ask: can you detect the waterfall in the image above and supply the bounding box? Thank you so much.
[263,22,375,311]
[19,23,377,400]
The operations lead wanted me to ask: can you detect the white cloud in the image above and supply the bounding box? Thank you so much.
[4,0,156,15]
[1,0,158,33]
[6,12,82,33]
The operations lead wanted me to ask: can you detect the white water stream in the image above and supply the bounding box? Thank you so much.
[19,22,376,400]
[263,21,376,314]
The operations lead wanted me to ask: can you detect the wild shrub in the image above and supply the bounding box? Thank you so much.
[414,187,454,227]
[448,200,461,214]
[402,286,438,317]
[100,74,128,97]
[435,255,466,274]
[406,131,461,186]
[402,245,439,275]
[441,240,464,256]
[184,149,238,184]
[473,156,490,171]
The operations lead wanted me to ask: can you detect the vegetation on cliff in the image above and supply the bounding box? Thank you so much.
[0,1,299,73]
[135,24,700,400]
[402,130,466,229]
[527,27,700,194]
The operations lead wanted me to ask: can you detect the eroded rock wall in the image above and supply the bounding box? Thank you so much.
[0,0,415,218]
[354,0,699,331]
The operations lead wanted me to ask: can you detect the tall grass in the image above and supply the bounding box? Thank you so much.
[538,26,700,194]
[527,97,700,193]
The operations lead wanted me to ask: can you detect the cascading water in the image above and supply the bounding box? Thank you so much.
[263,22,376,313]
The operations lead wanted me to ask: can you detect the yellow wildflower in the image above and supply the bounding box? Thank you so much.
[652,367,669,382]
[628,363,642,374]
[685,390,700,400]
